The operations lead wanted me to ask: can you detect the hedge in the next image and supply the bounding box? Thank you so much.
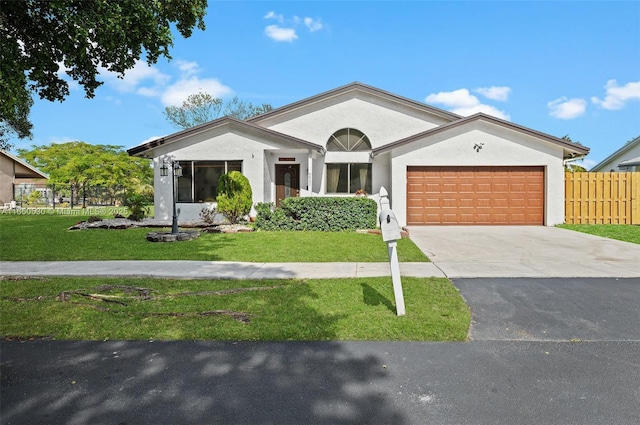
[254,197,378,231]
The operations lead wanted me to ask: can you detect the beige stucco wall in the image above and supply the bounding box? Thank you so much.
[0,154,13,205]
[388,121,566,226]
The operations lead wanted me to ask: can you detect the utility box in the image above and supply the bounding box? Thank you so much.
[379,209,401,242]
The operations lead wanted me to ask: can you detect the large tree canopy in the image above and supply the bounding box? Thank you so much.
[164,92,273,129]
[18,141,153,191]
[0,0,208,149]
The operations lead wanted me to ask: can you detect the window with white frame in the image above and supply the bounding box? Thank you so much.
[327,128,371,152]
[326,128,372,194]
[326,163,372,194]
[177,160,242,202]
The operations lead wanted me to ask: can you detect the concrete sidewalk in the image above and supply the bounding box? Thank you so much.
[0,260,446,279]
[2,227,639,279]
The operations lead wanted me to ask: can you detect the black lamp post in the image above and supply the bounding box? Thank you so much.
[160,160,182,234]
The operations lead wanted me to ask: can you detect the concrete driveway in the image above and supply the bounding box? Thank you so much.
[408,226,640,278]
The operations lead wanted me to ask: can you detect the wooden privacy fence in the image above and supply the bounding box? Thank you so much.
[565,172,640,224]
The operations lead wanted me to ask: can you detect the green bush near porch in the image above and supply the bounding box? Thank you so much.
[255,197,378,231]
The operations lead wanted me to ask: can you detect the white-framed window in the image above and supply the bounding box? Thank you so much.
[177,160,242,202]
[327,128,371,152]
[326,128,372,194]
[326,163,372,194]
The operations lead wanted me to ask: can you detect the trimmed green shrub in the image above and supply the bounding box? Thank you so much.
[217,171,253,224]
[255,197,377,231]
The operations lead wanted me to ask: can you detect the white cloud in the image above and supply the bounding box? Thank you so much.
[265,25,298,42]
[304,17,323,32]
[264,11,284,23]
[426,88,479,108]
[139,135,165,145]
[264,11,324,42]
[425,88,510,120]
[136,87,160,98]
[548,97,587,119]
[175,60,200,78]
[100,60,170,95]
[98,58,232,107]
[161,77,232,107]
[475,86,511,102]
[591,79,640,110]
[47,136,76,144]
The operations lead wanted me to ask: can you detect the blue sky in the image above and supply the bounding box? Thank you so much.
[10,1,640,169]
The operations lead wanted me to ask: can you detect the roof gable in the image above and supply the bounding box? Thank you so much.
[590,135,640,171]
[247,82,462,127]
[1,150,49,179]
[127,116,324,157]
[372,113,590,159]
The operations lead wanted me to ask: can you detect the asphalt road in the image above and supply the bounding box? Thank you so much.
[1,278,639,425]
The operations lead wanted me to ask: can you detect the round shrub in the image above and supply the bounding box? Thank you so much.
[217,171,253,224]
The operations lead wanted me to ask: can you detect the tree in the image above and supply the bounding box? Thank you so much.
[223,96,273,120]
[164,92,223,129]
[18,141,153,206]
[561,135,587,172]
[216,171,253,224]
[164,92,273,129]
[0,0,208,148]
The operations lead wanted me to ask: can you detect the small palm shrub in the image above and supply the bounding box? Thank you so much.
[124,190,153,221]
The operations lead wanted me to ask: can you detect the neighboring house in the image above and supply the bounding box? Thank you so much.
[590,136,640,172]
[128,82,589,226]
[0,150,49,206]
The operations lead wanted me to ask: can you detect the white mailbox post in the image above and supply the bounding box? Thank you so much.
[378,187,406,316]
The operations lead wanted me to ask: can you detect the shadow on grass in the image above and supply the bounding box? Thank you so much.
[0,284,407,425]
[361,282,395,314]
[0,273,409,423]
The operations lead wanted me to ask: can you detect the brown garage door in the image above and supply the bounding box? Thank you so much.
[407,166,544,225]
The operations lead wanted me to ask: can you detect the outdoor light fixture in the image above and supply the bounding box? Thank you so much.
[160,159,181,234]
[160,161,169,177]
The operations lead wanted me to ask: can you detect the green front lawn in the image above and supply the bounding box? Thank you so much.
[557,224,640,244]
[0,214,429,262]
[0,276,470,341]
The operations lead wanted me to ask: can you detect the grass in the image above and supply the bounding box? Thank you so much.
[0,276,470,341]
[0,214,428,262]
[557,224,640,244]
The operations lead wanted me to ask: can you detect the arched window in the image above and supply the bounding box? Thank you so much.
[327,128,371,152]
[325,128,372,194]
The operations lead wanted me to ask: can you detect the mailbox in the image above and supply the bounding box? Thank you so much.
[379,209,401,242]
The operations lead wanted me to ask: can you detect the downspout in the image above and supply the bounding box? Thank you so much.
[307,151,313,194]
[563,154,587,168]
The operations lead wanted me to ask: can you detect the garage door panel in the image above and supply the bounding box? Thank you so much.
[407,166,544,225]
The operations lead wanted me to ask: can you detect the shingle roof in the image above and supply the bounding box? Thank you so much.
[372,112,590,158]
[248,81,462,124]
[590,136,640,171]
[127,116,324,157]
